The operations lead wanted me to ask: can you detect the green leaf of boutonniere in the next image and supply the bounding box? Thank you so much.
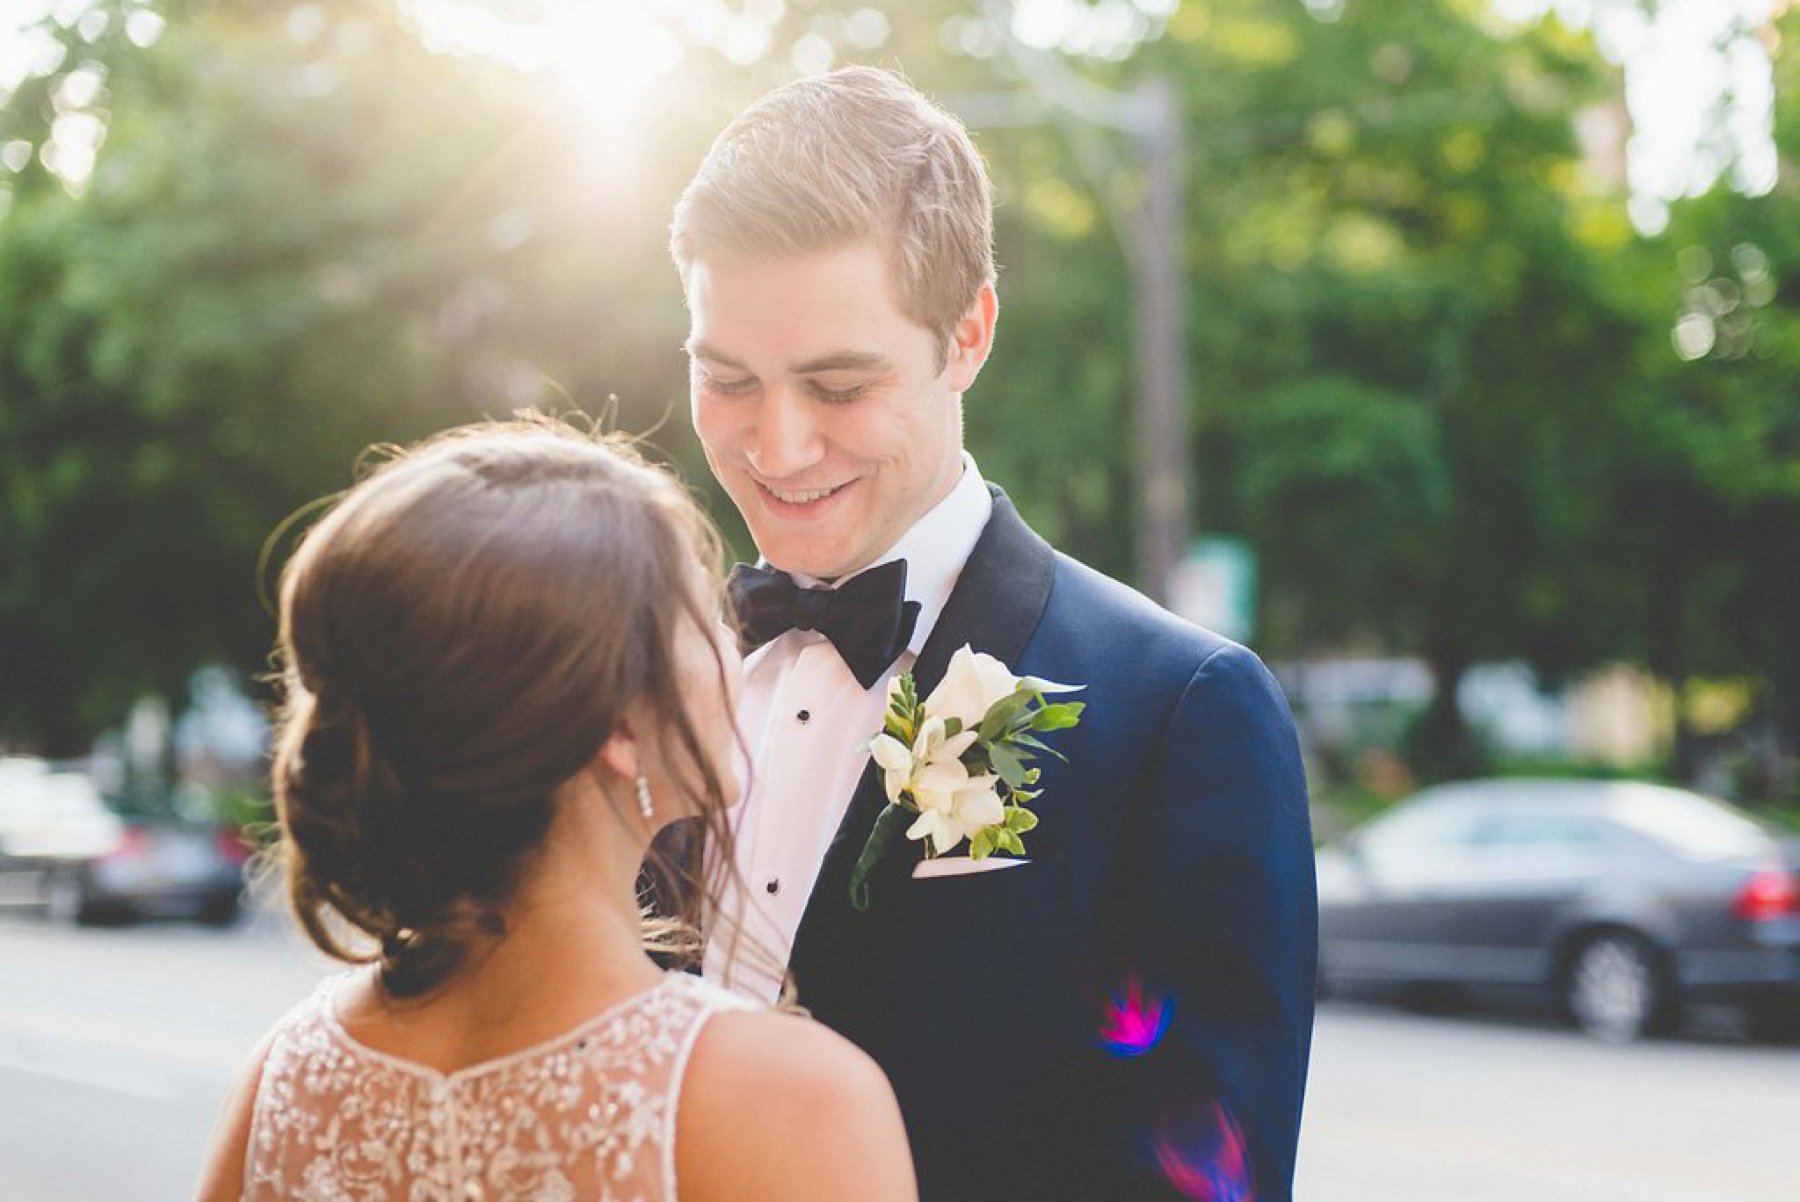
[851,647,1087,909]
[1030,701,1086,732]
[977,690,1032,743]
[987,742,1031,790]
[850,803,915,911]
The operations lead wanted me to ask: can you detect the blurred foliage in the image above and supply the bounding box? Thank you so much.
[1,0,1797,794]
[1585,19,1800,785]
[1,0,746,748]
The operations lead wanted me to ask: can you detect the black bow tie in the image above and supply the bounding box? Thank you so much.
[727,559,921,689]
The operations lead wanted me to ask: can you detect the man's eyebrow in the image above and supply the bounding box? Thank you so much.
[684,340,748,370]
[790,351,891,374]
[684,342,892,376]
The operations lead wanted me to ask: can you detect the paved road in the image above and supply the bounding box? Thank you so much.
[0,901,333,1202]
[1296,998,1799,1200]
[2,907,1796,1201]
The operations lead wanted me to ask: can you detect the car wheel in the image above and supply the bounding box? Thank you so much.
[1561,932,1674,1043]
[1744,995,1800,1045]
[199,893,241,928]
[1398,982,1469,1016]
[42,868,89,926]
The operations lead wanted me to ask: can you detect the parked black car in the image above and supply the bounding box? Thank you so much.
[0,758,249,926]
[1316,778,1800,1042]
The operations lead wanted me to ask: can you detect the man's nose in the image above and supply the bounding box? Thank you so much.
[748,389,824,479]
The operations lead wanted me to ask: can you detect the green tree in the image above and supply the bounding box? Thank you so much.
[5,0,1793,792]
[1586,6,1800,791]
[1130,2,1645,774]
[0,0,724,750]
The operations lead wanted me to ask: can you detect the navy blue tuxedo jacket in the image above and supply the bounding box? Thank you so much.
[786,488,1317,1201]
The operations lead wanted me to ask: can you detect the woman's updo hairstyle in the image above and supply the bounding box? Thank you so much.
[271,417,733,998]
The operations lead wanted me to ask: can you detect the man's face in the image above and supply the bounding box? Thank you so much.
[685,241,994,581]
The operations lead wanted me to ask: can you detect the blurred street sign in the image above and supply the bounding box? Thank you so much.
[1169,537,1256,643]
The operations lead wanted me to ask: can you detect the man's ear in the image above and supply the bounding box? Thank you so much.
[944,282,998,393]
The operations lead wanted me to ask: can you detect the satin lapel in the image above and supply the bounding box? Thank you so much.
[794,487,1058,931]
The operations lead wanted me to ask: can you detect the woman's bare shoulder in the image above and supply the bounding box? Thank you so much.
[676,1007,916,1202]
[193,1026,278,1202]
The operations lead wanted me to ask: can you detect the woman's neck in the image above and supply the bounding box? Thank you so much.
[479,844,662,998]
[343,802,665,1067]
[442,812,663,1021]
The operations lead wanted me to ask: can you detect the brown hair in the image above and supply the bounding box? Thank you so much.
[271,417,736,998]
[670,65,995,357]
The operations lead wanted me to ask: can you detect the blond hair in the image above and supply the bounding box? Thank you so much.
[670,65,995,353]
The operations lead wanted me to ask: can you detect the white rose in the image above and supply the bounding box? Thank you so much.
[924,645,1022,731]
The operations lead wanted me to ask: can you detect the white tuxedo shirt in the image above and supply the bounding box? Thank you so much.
[704,456,993,1001]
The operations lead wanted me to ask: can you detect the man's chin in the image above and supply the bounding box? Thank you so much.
[752,536,866,582]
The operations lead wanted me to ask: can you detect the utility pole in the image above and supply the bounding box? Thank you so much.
[1128,79,1189,606]
[951,74,1191,604]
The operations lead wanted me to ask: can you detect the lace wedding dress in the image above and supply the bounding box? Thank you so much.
[242,971,755,1202]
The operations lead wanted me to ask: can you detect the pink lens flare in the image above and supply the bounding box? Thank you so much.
[1097,975,1173,1057]
[1153,1100,1254,1202]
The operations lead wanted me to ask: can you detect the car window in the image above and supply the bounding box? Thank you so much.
[1358,800,1483,861]
[107,790,182,820]
[1608,787,1769,861]
[1468,811,1609,851]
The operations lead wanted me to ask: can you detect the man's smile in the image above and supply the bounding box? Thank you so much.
[753,476,857,515]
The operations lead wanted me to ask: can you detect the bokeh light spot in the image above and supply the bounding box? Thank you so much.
[844,8,890,50]
[1672,312,1715,361]
[791,32,833,77]
[124,9,166,49]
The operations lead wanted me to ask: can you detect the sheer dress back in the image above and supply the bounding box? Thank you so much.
[243,971,754,1202]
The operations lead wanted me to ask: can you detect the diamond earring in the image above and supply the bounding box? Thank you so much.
[635,772,654,821]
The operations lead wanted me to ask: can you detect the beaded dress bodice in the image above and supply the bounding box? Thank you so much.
[242,971,754,1202]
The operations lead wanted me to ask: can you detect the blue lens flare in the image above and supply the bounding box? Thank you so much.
[1097,975,1173,1057]
[1153,1100,1254,1202]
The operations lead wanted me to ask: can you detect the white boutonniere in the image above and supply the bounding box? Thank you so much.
[850,645,1086,910]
